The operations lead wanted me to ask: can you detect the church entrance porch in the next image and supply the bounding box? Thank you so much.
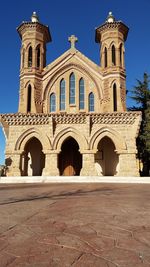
[95,137,119,176]
[22,137,45,176]
[58,137,82,176]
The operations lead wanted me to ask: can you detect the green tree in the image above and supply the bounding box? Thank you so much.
[130,73,150,176]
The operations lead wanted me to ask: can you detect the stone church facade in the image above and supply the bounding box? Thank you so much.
[0,12,141,177]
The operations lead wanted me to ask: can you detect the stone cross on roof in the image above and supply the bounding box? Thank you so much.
[68,35,78,49]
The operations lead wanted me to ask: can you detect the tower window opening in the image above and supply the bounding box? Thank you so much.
[89,92,94,112]
[113,83,117,111]
[104,47,107,67]
[112,45,116,66]
[28,46,32,67]
[27,85,32,112]
[37,46,40,68]
[79,78,85,110]
[69,73,75,104]
[60,79,66,110]
[50,93,56,112]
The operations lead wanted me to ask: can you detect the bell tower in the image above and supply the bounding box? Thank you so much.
[17,12,51,113]
[95,12,129,112]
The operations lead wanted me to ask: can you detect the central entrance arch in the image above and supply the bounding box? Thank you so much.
[58,137,82,176]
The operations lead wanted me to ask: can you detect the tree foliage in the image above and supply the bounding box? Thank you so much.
[130,73,150,176]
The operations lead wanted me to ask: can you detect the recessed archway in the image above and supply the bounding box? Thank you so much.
[22,137,45,176]
[95,136,119,176]
[58,137,82,176]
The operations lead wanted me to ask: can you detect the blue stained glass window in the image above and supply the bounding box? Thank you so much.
[69,73,75,104]
[60,79,66,110]
[50,93,56,112]
[79,78,84,110]
[89,92,94,112]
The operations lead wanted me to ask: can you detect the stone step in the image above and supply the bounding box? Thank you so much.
[0,176,149,184]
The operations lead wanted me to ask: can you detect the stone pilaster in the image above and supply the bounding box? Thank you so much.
[118,153,139,177]
[6,153,21,177]
[80,152,97,176]
[42,152,59,176]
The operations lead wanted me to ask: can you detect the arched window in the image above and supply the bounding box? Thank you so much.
[60,79,66,110]
[50,93,56,112]
[79,78,84,110]
[104,47,107,67]
[119,44,122,66]
[28,46,32,67]
[113,83,117,111]
[69,73,75,104]
[112,45,116,66]
[27,85,32,112]
[36,45,40,68]
[89,92,94,112]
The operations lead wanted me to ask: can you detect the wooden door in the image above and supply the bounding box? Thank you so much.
[59,138,82,176]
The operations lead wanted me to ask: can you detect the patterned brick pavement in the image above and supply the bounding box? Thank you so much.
[0,183,150,266]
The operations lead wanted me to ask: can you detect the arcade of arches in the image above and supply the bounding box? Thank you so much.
[18,134,120,177]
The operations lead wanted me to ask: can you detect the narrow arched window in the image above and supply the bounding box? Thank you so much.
[50,93,56,112]
[27,85,31,112]
[89,92,94,112]
[60,79,65,110]
[104,47,107,67]
[36,45,40,68]
[69,73,75,104]
[79,78,84,110]
[119,44,122,66]
[28,46,32,67]
[113,83,117,111]
[112,45,116,66]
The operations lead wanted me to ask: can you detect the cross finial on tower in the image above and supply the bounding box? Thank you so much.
[68,35,78,49]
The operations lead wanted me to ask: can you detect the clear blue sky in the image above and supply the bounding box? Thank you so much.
[0,0,149,164]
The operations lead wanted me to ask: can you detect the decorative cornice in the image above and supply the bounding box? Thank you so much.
[95,21,129,43]
[17,22,51,43]
[0,112,141,126]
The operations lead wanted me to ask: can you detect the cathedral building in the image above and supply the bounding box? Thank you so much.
[0,12,141,177]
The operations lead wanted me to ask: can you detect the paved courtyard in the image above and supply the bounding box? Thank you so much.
[0,183,150,266]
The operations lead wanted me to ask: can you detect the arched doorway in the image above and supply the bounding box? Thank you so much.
[59,137,82,176]
[95,137,119,176]
[22,137,45,176]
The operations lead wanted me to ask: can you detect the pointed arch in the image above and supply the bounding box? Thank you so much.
[89,92,94,112]
[89,127,127,152]
[104,47,108,67]
[60,79,66,110]
[15,128,52,152]
[50,93,56,112]
[79,78,84,110]
[113,83,117,111]
[36,44,41,68]
[112,45,116,66]
[53,127,88,152]
[69,72,75,104]
[28,46,32,67]
[43,63,102,104]
[27,84,32,113]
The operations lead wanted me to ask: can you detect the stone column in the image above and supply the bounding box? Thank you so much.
[80,152,97,176]
[42,151,59,176]
[118,152,139,177]
[5,153,21,177]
